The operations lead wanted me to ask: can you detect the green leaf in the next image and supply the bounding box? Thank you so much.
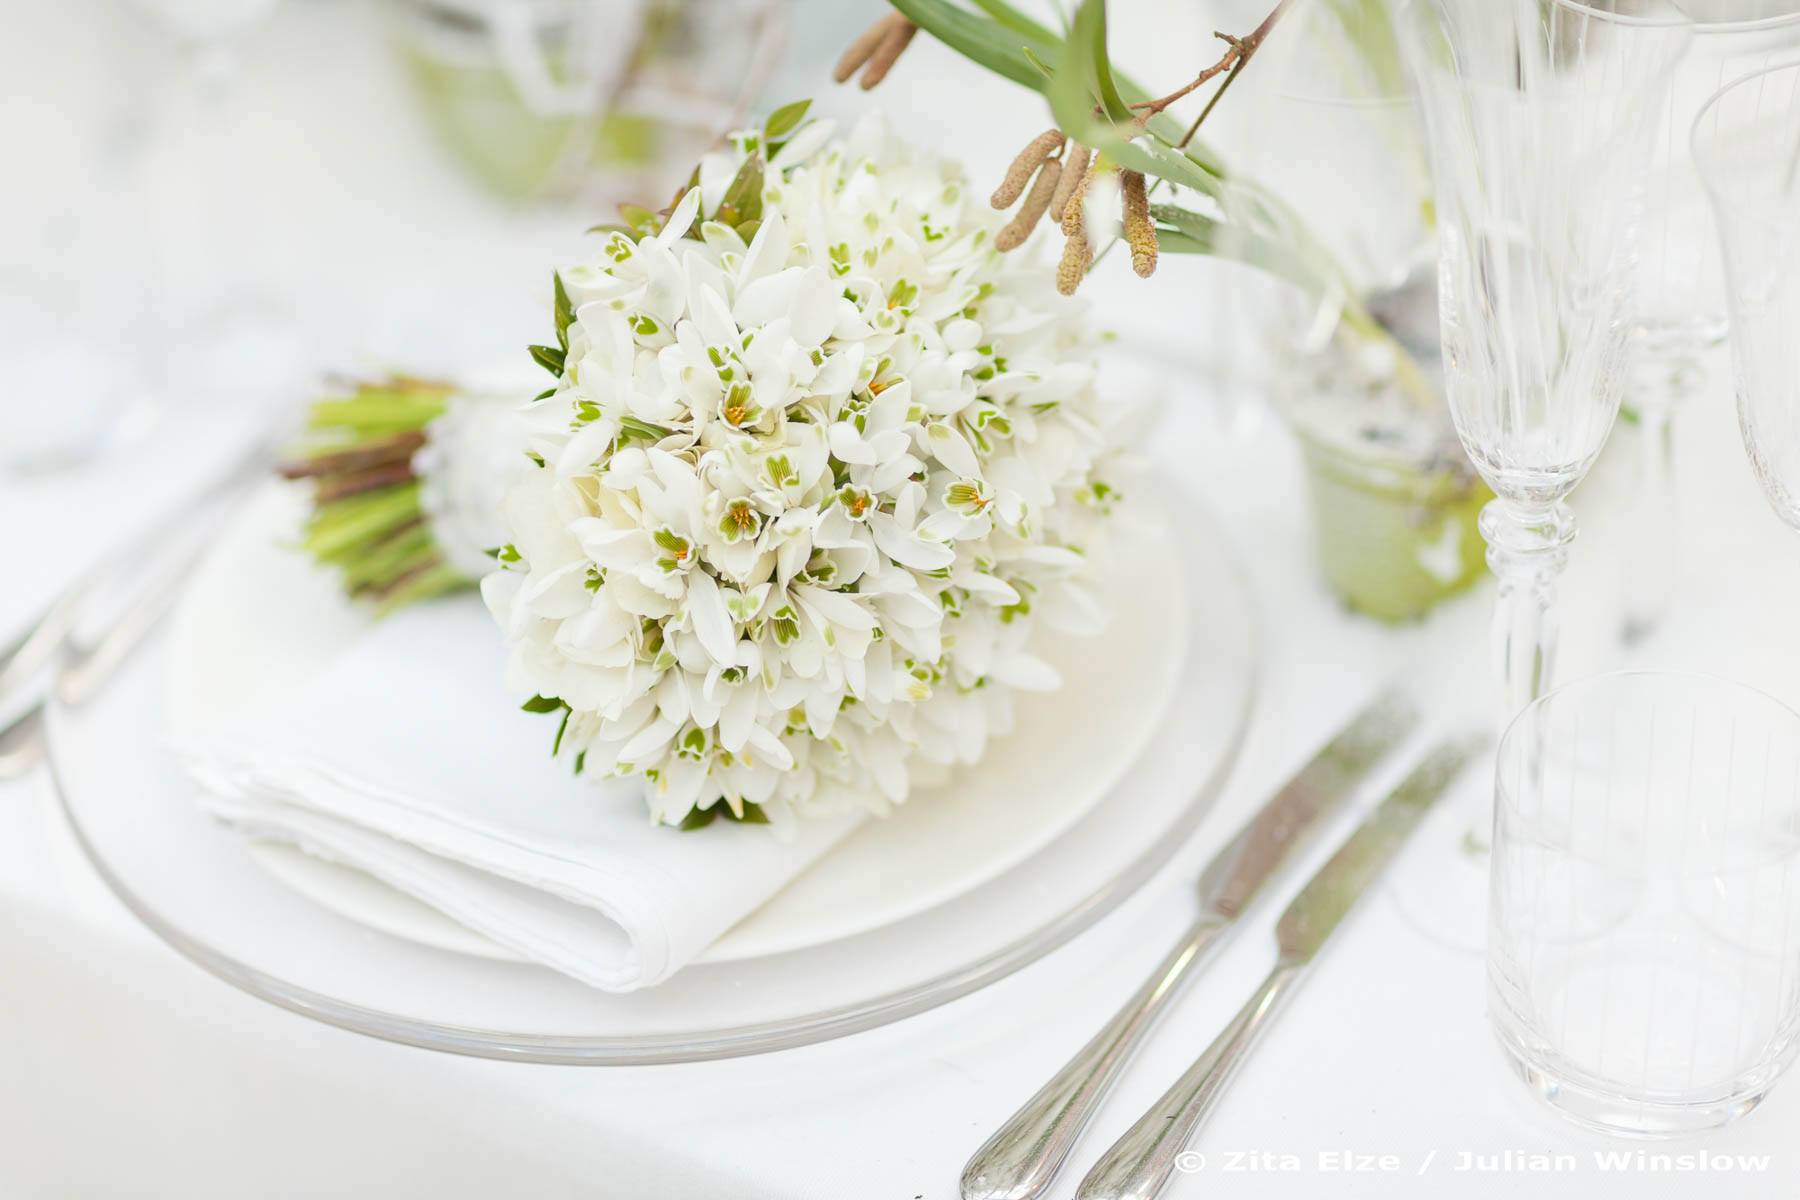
[764,98,811,141]
[553,273,574,353]
[965,0,1059,41]
[677,806,719,831]
[674,801,770,831]
[533,386,556,402]
[529,344,566,377]
[552,707,572,756]
[618,203,662,236]
[619,416,673,443]
[1151,201,1318,292]
[718,155,765,229]
[889,0,1057,90]
[521,694,565,714]
[1067,0,1131,123]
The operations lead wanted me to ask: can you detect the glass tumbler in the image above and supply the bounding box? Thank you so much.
[1489,672,1800,1136]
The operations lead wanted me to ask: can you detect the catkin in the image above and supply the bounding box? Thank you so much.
[834,14,916,88]
[1120,169,1158,279]
[1056,166,1092,295]
[1049,143,1090,224]
[1056,227,1091,296]
[995,159,1062,252]
[860,17,917,89]
[832,15,891,84]
[1060,156,1095,237]
[991,129,1067,210]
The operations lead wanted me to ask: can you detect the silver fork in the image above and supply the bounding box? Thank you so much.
[959,687,1422,1200]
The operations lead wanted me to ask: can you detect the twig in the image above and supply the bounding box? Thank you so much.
[1129,1,1288,127]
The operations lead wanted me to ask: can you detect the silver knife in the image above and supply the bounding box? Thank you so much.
[1074,734,1486,1200]
[960,687,1422,1200]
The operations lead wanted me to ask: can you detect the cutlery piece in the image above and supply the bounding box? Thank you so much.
[0,438,277,780]
[960,688,1422,1200]
[1075,734,1484,1200]
[0,528,222,780]
[0,433,275,711]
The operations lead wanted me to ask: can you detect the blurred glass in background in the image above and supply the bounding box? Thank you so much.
[1219,0,1488,623]
[391,0,785,206]
[0,5,159,472]
[0,0,809,480]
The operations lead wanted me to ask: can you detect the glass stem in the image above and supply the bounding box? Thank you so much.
[1473,497,1577,851]
[1620,355,1702,646]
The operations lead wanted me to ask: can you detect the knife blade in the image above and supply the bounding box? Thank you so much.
[1076,733,1486,1200]
[960,686,1422,1200]
[1195,686,1422,920]
[1276,735,1483,961]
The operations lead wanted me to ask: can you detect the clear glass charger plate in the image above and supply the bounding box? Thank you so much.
[44,477,1259,1065]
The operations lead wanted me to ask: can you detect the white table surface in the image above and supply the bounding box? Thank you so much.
[6,2,1800,1197]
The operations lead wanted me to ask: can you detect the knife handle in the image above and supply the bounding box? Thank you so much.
[1076,960,1305,1200]
[960,913,1231,1200]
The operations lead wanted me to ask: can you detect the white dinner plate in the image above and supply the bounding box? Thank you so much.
[167,483,1191,964]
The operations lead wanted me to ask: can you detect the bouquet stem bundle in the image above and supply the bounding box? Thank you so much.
[279,376,469,612]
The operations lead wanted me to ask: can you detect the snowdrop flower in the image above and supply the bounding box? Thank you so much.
[483,105,1132,830]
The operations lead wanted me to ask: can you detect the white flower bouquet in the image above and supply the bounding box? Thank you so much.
[481,104,1133,830]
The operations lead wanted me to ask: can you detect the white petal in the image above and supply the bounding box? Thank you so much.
[875,589,941,629]
[828,421,878,465]
[869,512,956,571]
[738,207,788,285]
[926,422,981,477]
[719,685,757,754]
[991,653,1061,692]
[619,716,680,763]
[794,583,877,632]
[655,186,702,245]
[916,508,971,543]
[769,119,835,170]
[745,722,796,772]
[685,569,737,666]
[558,419,618,478]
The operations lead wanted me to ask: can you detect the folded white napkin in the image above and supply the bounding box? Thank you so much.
[181,599,859,991]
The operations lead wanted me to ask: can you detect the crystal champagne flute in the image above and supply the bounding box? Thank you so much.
[1693,60,1800,531]
[1392,0,1691,741]
[1382,0,1690,950]
[1606,2,1800,642]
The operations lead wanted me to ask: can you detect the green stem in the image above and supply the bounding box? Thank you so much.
[304,482,424,560]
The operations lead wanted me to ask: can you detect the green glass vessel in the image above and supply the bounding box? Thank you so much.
[1291,419,1488,622]
[1280,276,1488,623]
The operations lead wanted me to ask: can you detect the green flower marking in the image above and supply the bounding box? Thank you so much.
[717,498,762,544]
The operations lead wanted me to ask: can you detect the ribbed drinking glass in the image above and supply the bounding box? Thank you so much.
[1490,671,1800,1135]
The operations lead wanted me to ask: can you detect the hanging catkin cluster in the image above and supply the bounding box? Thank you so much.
[986,130,1157,295]
[832,13,1164,297]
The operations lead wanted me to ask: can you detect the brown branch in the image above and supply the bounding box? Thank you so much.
[313,461,418,503]
[1127,1,1288,126]
[278,431,427,480]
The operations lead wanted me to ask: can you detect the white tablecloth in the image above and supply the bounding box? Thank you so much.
[7,2,1800,1196]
